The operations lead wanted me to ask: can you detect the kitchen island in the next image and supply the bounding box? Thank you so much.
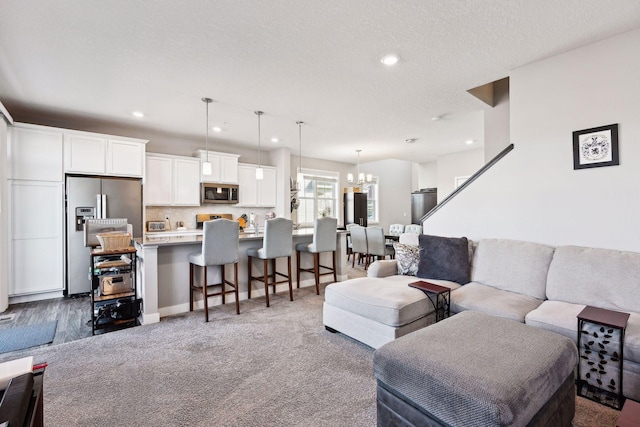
[134,229,347,324]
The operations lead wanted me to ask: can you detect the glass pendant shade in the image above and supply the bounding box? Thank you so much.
[202,97,213,176]
[202,161,212,175]
[366,173,373,183]
[347,173,354,183]
[256,167,264,180]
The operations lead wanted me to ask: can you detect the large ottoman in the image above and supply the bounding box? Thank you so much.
[373,311,578,427]
[323,276,461,348]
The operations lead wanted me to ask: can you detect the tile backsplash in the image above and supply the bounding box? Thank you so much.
[146,206,276,230]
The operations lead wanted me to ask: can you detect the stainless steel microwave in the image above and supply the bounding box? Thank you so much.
[201,183,239,204]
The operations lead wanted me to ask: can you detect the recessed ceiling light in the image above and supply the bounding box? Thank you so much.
[465,139,475,145]
[405,138,417,144]
[212,126,222,132]
[431,116,441,121]
[271,137,279,143]
[132,111,144,118]
[380,54,399,66]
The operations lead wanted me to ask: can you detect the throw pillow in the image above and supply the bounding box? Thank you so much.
[393,242,419,276]
[417,234,470,284]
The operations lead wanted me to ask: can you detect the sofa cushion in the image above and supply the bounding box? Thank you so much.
[417,234,470,284]
[450,282,544,322]
[393,243,419,276]
[546,245,640,314]
[526,301,640,365]
[525,300,585,342]
[471,239,555,300]
[324,276,460,327]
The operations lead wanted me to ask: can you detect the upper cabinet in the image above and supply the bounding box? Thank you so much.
[9,124,63,182]
[145,153,200,206]
[237,163,277,207]
[64,131,147,177]
[196,149,240,184]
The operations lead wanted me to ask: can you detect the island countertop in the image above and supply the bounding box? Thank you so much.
[135,228,327,247]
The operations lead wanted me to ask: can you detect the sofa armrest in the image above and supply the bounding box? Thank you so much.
[368,260,398,278]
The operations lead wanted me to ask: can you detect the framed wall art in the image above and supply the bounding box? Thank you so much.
[572,123,619,170]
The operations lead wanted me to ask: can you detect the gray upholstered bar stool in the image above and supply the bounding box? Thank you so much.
[246,218,293,307]
[295,217,337,295]
[189,219,240,322]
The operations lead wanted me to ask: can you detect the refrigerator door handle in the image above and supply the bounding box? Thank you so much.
[96,194,102,219]
[101,194,107,218]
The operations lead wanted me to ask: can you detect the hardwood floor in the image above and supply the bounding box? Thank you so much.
[0,295,93,345]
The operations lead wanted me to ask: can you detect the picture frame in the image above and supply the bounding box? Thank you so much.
[572,123,619,170]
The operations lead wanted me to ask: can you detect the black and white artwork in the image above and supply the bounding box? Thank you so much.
[573,124,619,169]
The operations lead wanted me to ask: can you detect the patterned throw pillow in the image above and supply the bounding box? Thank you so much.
[393,242,419,276]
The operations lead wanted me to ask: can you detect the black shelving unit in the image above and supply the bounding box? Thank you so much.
[89,247,141,335]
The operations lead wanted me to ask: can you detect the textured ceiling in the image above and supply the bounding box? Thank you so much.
[1,1,639,164]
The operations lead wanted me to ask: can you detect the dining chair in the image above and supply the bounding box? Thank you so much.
[246,218,293,307]
[350,225,368,268]
[296,217,337,295]
[188,219,240,322]
[365,226,395,268]
[388,224,405,236]
[404,224,423,234]
[345,223,356,261]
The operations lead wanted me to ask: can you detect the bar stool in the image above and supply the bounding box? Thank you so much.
[295,217,337,295]
[188,219,240,322]
[247,218,293,307]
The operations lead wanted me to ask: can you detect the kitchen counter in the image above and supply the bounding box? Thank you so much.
[134,229,346,325]
[137,228,317,247]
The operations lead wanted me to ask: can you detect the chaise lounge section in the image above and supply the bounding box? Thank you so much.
[323,235,640,401]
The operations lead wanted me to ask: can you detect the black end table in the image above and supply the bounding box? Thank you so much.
[409,280,451,322]
[577,305,629,410]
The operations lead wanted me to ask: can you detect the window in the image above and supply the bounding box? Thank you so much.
[362,178,379,223]
[296,169,339,226]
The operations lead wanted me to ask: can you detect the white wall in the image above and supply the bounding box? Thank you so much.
[416,161,437,191]
[423,28,640,252]
[360,159,413,230]
[436,149,485,203]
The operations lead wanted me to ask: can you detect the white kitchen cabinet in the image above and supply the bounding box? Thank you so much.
[174,158,201,205]
[9,124,63,182]
[145,153,200,206]
[237,163,277,207]
[64,132,146,177]
[64,134,107,174]
[107,139,144,177]
[197,150,240,183]
[9,181,64,295]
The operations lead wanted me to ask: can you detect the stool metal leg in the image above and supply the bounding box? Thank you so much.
[221,264,226,305]
[313,253,320,295]
[296,251,301,289]
[332,250,337,283]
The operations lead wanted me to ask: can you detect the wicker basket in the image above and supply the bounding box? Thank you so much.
[97,232,131,251]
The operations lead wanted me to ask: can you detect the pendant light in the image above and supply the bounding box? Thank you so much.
[295,121,304,191]
[201,97,213,176]
[255,111,264,180]
[347,149,372,184]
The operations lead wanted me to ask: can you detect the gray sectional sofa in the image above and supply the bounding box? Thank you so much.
[322,235,640,401]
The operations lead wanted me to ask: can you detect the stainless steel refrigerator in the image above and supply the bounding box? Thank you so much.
[65,175,142,295]
[411,188,437,224]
